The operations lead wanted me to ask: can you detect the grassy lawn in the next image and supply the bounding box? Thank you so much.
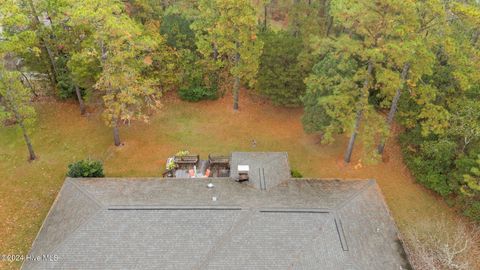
[0,92,461,269]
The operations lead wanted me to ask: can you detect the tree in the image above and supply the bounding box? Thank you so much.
[289,0,329,38]
[24,0,59,86]
[160,14,196,51]
[1,0,93,114]
[0,0,43,94]
[343,61,374,163]
[404,216,480,269]
[128,2,199,91]
[449,99,480,152]
[156,14,195,89]
[40,0,87,111]
[462,155,480,196]
[396,0,480,222]
[124,0,165,24]
[260,0,271,31]
[69,0,166,146]
[302,53,360,143]
[0,65,36,160]
[257,30,305,107]
[192,0,263,111]
[460,155,480,221]
[301,0,440,163]
[377,0,444,155]
[292,0,333,92]
[309,0,410,162]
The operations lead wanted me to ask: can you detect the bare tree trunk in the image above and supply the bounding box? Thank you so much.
[344,110,362,163]
[292,0,300,37]
[472,30,479,45]
[377,63,410,155]
[344,61,373,163]
[112,119,121,146]
[213,43,218,61]
[74,85,86,115]
[26,0,58,85]
[321,0,333,37]
[99,40,120,146]
[264,4,268,30]
[233,42,240,111]
[18,69,38,97]
[15,114,36,160]
[20,122,36,160]
[233,76,240,111]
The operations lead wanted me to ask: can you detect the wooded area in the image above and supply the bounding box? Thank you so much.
[1,0,480,268]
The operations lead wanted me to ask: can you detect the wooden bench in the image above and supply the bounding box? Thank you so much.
[208,154,230,167]
[174,155,199,165]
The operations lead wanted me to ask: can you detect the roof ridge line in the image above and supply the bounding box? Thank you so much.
[192,209,256,270]
[259,207,331,213]
[333,180,376,211]
[68,178,105,208]
[24,180,105,269]
[44,180,105,257]
[47,209,104,259]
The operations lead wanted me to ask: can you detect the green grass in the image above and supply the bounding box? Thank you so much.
[0,94,463,269]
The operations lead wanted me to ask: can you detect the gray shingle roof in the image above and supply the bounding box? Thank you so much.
[23,153,410,270]
[230,152,291,189]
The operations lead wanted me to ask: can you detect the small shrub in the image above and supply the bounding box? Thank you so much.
[400,137,456,196]
[166,159,176,170]
[291,169,303,178]
[178,86,218,102]
[464,201,480,222]
[67,159,104,177]
[175,150,190,157]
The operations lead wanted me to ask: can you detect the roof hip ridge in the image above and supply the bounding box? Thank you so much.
[333,179,376,211]
[68,178,105,208]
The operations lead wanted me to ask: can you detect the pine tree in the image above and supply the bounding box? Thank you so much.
[377,0,444,154]
[68,0,167,146]
[330,0,416,162]
[192,0,263,111]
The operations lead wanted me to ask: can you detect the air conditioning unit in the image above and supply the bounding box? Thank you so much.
[237,165,249,182]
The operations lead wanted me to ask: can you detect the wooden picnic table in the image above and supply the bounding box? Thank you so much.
[174,155,199,165]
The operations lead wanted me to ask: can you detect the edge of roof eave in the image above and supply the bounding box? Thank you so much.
[367,180,413,269]
[20,178,74,270]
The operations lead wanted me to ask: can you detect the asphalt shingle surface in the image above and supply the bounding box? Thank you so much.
[230,152,291,190]
[23,152,410,270]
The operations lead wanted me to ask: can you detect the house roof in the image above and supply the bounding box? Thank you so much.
[23,153,410,270]
[230,152,291,189]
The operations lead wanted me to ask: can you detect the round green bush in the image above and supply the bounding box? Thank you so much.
[67,159,105,178]
[178,86,218,102]
[290,169,303,178]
